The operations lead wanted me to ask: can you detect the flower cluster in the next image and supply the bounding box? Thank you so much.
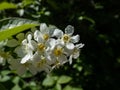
[8,23,84,75]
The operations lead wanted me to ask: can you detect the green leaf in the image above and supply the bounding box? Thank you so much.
[0,2,17,10]
[42,75,55,87]
[63,85,73,90]
[57,75,72,84]
[0,18,39,41]
[54,84,62,90]
[11,84,21,90]
[1,70,11,75]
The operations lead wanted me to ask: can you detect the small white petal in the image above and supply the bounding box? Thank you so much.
[34,30,40,41]
[21,53,32,63]
[52,29,63,38]
[40,23,48,33]
[27,34,32,42]
[73,50,80,59]
[66,43,75,50]
[69,55,73,64]
[76,43,84,49]
[47,39,56,50]
[71,35,80,43]
[59,55,68,64]
[65,25,74,35]
[22,39,27,45]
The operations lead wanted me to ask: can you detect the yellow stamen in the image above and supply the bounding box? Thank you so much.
[62,34,70,43]
[37,59,46,68]
[22,62,31,67]
[54,47,63,56]
[38,43,45,51]
[43,34,49,40]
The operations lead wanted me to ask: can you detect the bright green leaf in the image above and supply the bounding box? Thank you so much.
[0,2,17,10]
[57,75,72,84]
[0,24,38,41]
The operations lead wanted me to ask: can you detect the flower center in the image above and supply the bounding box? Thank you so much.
[37,59,46,68]
[54,47,63,56]
[43,34,49,40]
[22,62,31,67]
[62,34,70,43]
[38,43,45,51]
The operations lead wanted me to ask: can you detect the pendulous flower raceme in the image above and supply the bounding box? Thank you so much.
[4,23,84,76]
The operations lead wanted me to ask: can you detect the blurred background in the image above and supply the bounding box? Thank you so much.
[0,0,120,90]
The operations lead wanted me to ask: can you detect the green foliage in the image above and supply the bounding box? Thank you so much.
[57,75,72,84]
[42,75,55,87]
[0,18,39,41]
[0,2,17,10]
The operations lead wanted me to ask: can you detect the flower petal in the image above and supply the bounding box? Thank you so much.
[69,55,73,64]
[71,35,80,43]
[65,25,74,35]
[52,29,63,38]
[21,52,32,63]
[76,43,84,49]
[66,43,75,50]
[40,23,48,33]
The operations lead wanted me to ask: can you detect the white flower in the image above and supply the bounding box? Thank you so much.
[34,23,54,42]
[49,44,68,68]
[9,58,37,76]
[68,43,84,64]
[31,53,52,73]
[19,34,37,64]
[53,25,80,50]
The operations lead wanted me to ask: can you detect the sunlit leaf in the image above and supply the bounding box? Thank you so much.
[0,2,17,10]
[0,18,39,41]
